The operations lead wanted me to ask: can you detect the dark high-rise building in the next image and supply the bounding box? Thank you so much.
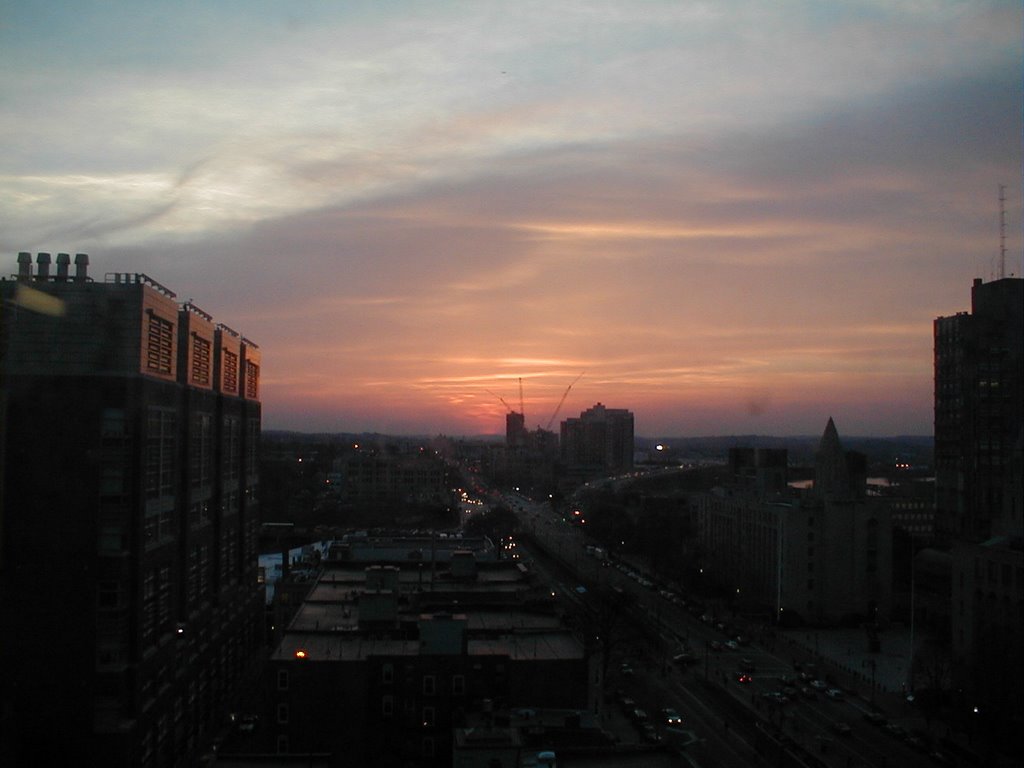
[505,410,526,447]
[935,277,1023,734]
[934,277,1023,544]
[559,402,634,481]
[0,254,264,766]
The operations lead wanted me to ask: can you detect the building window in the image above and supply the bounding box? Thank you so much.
[98,506,128,554]
[382,664,394,684]
[222,416,240,481]
[276,735,289,754]
[452,674,465,695]
[190,413,213,488]
[807,579,814,590]
[422,707,435,728]
[807,532,814,542]
[245,361,259,399]
[101,408,125,436]
[157,566,171,631]
[277,703,289,724]
[141,570,157,645]
[277,670,289,691]
[223,349,239,393]
[423,675,436,696]
[100,466,125,496]
[146,312,174,375]
[422,737,435,758]
[145,408,176,499]
[98,581,122,610]
[382,695,394,717]
[191,335,211,385]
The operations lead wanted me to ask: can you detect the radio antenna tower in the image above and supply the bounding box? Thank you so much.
[998,183,1007,279]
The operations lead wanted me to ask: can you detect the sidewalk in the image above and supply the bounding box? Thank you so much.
[778,626,916,696]
[777,626,1018,767]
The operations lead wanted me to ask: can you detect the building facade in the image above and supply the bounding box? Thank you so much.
[0,254,264,766]
[696,420,893,626]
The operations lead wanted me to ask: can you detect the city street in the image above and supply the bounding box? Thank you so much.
[503,491,998,768]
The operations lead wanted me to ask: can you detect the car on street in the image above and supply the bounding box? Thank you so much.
[884,723,908,740]
[640,723,662,743]
[831,722,852,736]
[906,734,929,753]
[810,679,828,690]
[863,711,887,727]
[630,708,649,724]
[825,687,844,700]
[737,673,753,684]
[661,708,683,725]
[725,640,739,650]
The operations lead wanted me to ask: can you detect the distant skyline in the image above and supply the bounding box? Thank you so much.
[2,1,1021,437]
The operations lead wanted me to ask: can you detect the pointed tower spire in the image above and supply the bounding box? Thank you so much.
[814,417,849,499]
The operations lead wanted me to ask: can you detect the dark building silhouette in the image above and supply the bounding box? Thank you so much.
[560,403,634,483]
[505,410,527,447]
[0,254,263,766]
[934,277,1023,544]
[935,277,1023,734]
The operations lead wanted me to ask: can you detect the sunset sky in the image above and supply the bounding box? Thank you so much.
[2,1,1021,437]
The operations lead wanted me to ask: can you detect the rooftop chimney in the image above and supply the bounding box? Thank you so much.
[17,252,32,281]
[35,252,51,280]
[74,253,89,282]
[55,253,71,281]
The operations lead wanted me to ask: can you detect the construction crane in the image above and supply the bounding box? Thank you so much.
[518,378,525,425]
[485,389,514,413]
[546,372,584,431]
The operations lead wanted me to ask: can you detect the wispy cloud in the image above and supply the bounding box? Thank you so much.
[1,1,1019,435]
